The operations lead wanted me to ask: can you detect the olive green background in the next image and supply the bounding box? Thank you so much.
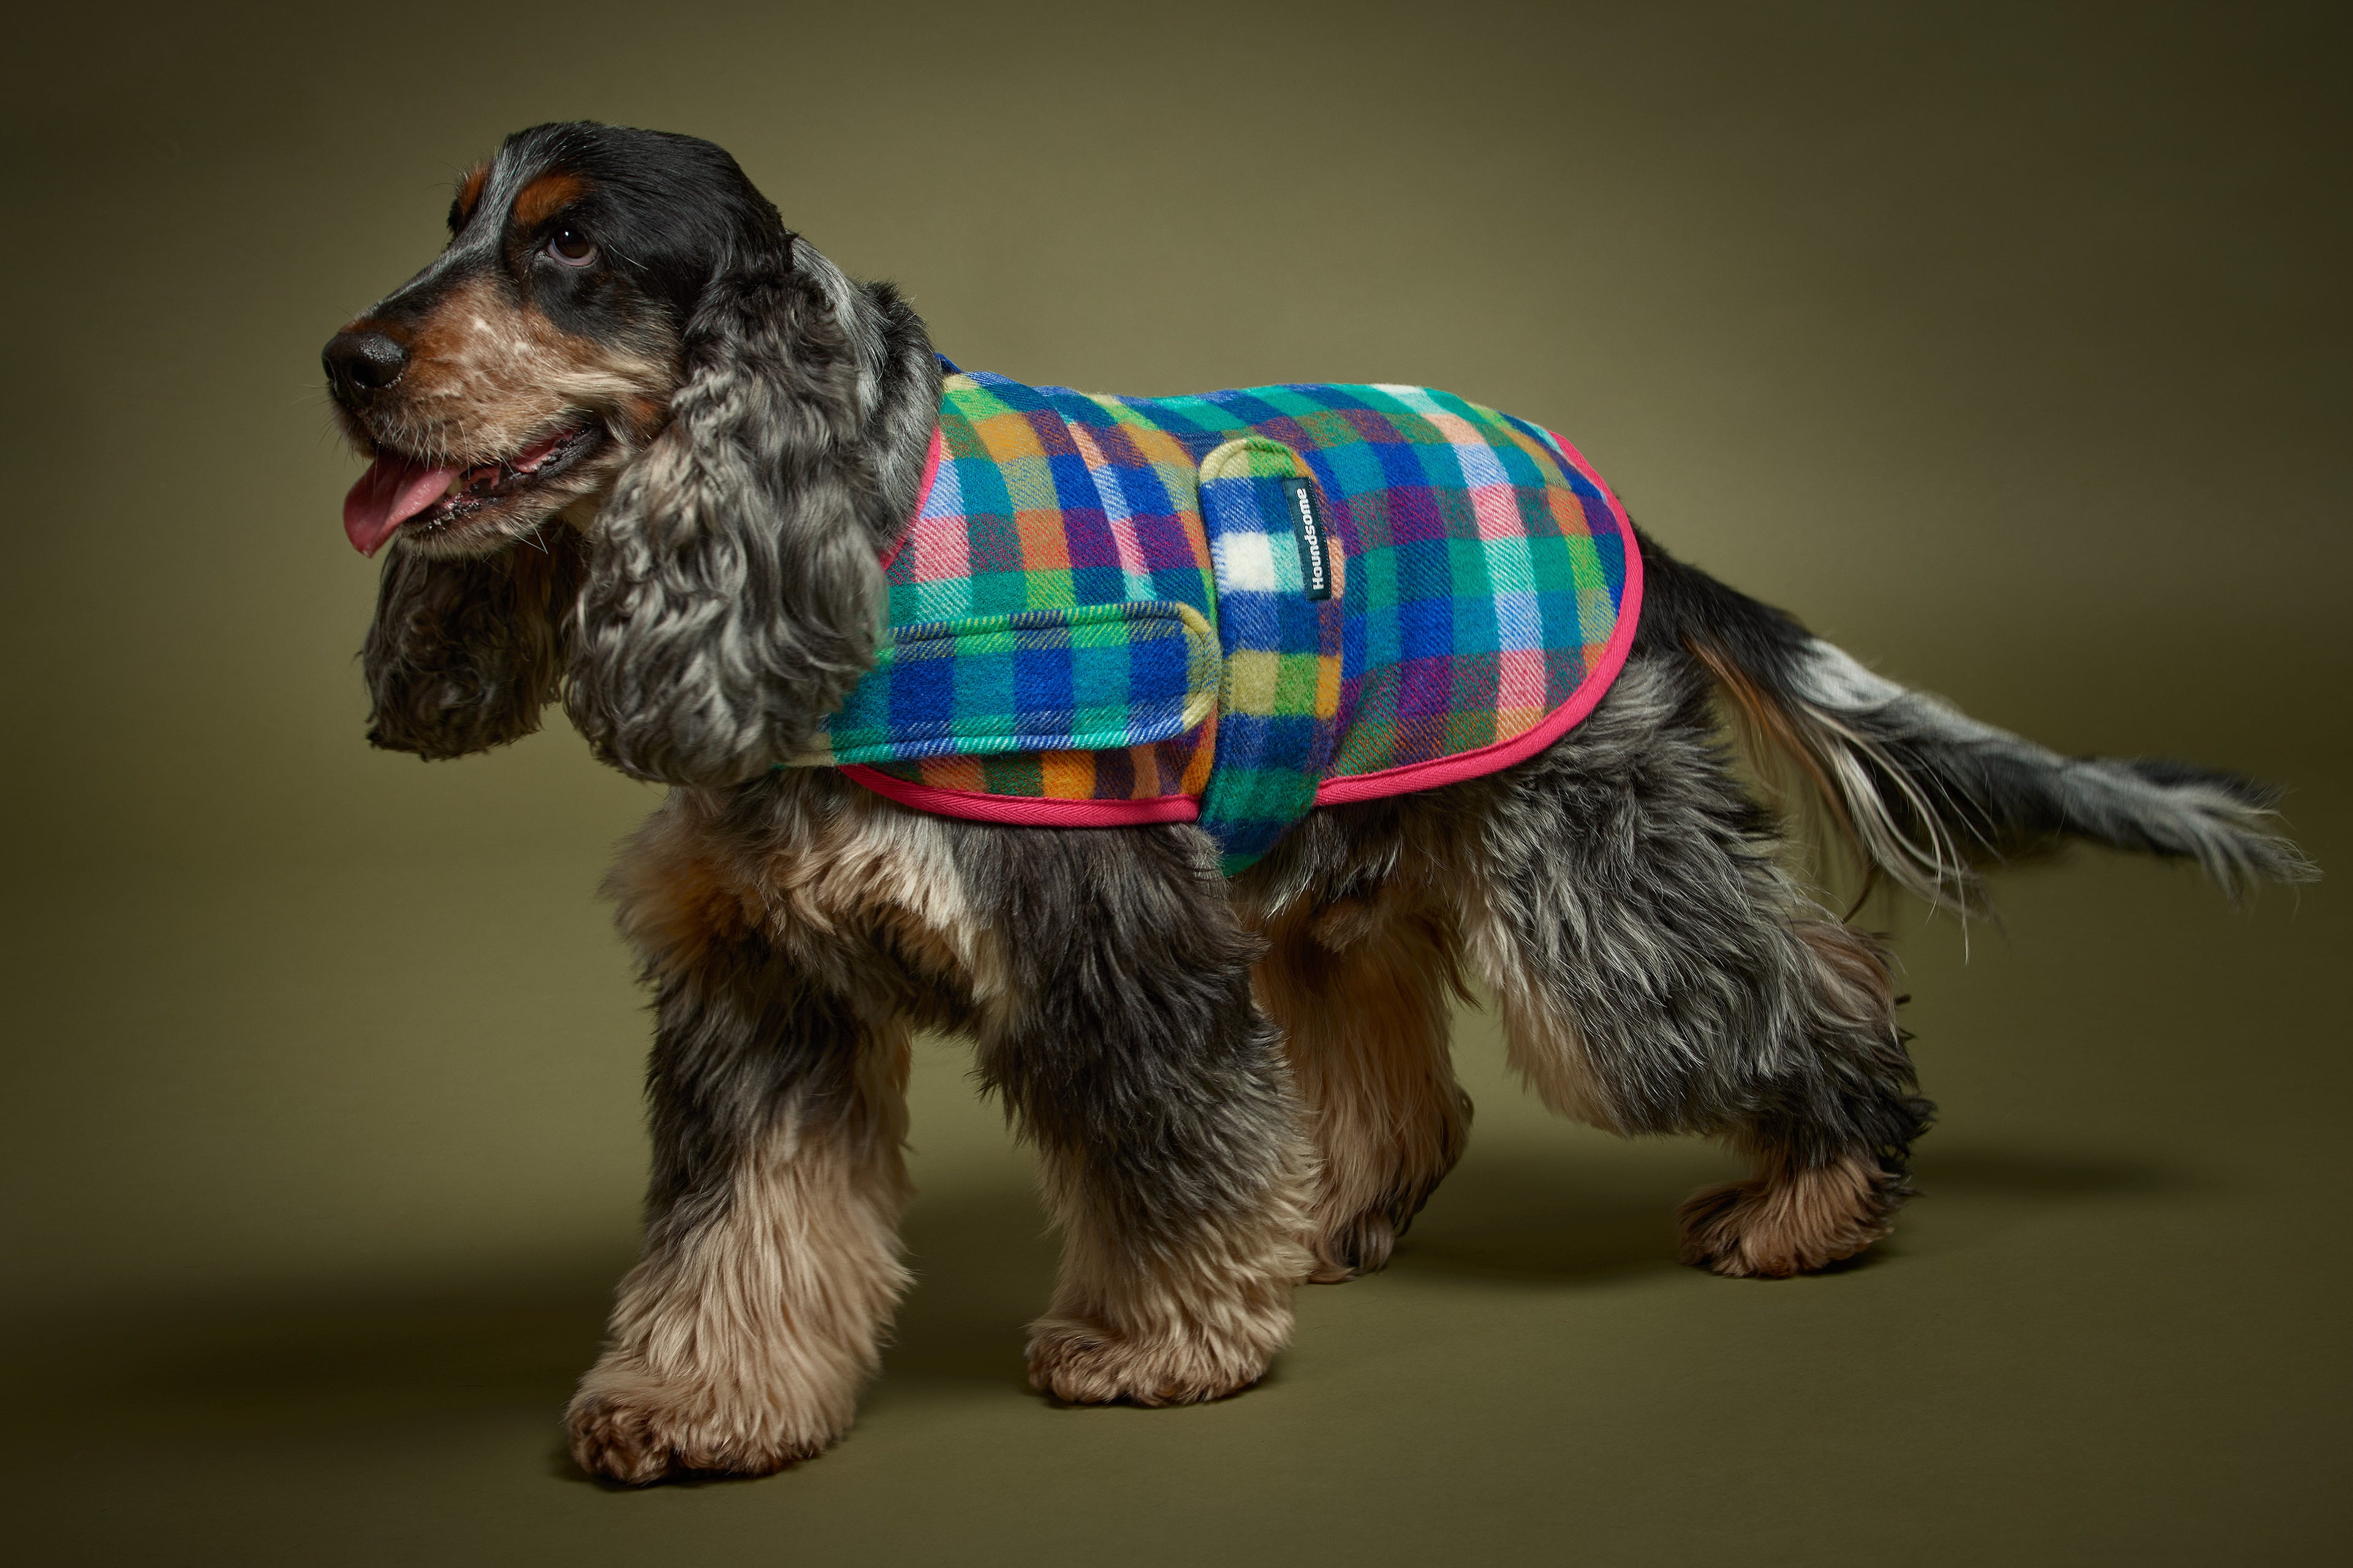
[2,1,2345,1562]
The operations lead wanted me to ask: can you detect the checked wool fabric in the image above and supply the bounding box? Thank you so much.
[792,366,1642,871]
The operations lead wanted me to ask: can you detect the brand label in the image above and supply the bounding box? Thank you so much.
[1281,477,1333,601]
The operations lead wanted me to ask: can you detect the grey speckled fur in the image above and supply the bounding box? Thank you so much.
[563,239,941,786]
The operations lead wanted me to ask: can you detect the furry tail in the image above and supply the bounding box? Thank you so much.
[1632,529,2317,910]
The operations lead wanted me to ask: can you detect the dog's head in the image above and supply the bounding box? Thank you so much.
[326,123,938,784]
[325,123,719,560]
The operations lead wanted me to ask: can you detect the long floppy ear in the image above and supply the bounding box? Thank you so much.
[363,531,588,759]
[564,237,914,787]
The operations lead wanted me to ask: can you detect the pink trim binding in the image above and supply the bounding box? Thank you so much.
[876,424,945,575]
[841,765,1203,826]
[839,422,1643,826]
[1313,428,1645,806]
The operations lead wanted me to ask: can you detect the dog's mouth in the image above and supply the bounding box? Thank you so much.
[342,419,605,556]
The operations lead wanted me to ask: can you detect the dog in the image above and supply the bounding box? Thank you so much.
[324,121,2311,1484]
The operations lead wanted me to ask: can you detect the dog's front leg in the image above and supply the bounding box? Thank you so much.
[972,830,1315,1407]
[567,942,913,1483]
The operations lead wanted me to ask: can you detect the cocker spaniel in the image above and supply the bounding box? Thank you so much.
[324,121,2311,1484]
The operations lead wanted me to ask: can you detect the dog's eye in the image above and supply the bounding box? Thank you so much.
[545,229,597,267]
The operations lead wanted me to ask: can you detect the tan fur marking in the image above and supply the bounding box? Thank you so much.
[1025,1135,1314,1406]
[512,172,589,230]
[1677,1151,1895,1278]
[1256,885,1469,1281]
[453,161,489,223]
[606,836,763,979]
[1694,639,1890,914]
[568,1035,915,1481]
[1692,639,1851,837]
[392,274,676,468]
[611,784,1002,1015]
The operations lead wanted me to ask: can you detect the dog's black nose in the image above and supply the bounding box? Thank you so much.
[323,330,409,398]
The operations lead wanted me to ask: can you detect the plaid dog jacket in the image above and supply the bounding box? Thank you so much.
[792,366,1643,872]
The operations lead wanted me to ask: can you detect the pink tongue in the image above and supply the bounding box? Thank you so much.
[343,453,461,556]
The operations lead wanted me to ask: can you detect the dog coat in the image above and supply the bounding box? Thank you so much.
[791,365,1643,872]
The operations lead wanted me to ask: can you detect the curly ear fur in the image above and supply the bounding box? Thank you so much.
[564,239,939,787]
[363,531,589,759]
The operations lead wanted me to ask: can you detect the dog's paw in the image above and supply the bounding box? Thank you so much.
[1025,1316,1270,1407]
[1676,1158,1898,1279]
[1307,1208,1399,1282]
[565,1368,843,1485]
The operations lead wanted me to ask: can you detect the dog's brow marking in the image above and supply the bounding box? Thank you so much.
[454,162,490,222]
[513,172,589,230]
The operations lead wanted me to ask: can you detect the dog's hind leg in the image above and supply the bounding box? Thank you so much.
[1255,877,1471,1282]
[964,826,1315,1406]
[1667,915,1928,1278]
[1460,652,1932,1278]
